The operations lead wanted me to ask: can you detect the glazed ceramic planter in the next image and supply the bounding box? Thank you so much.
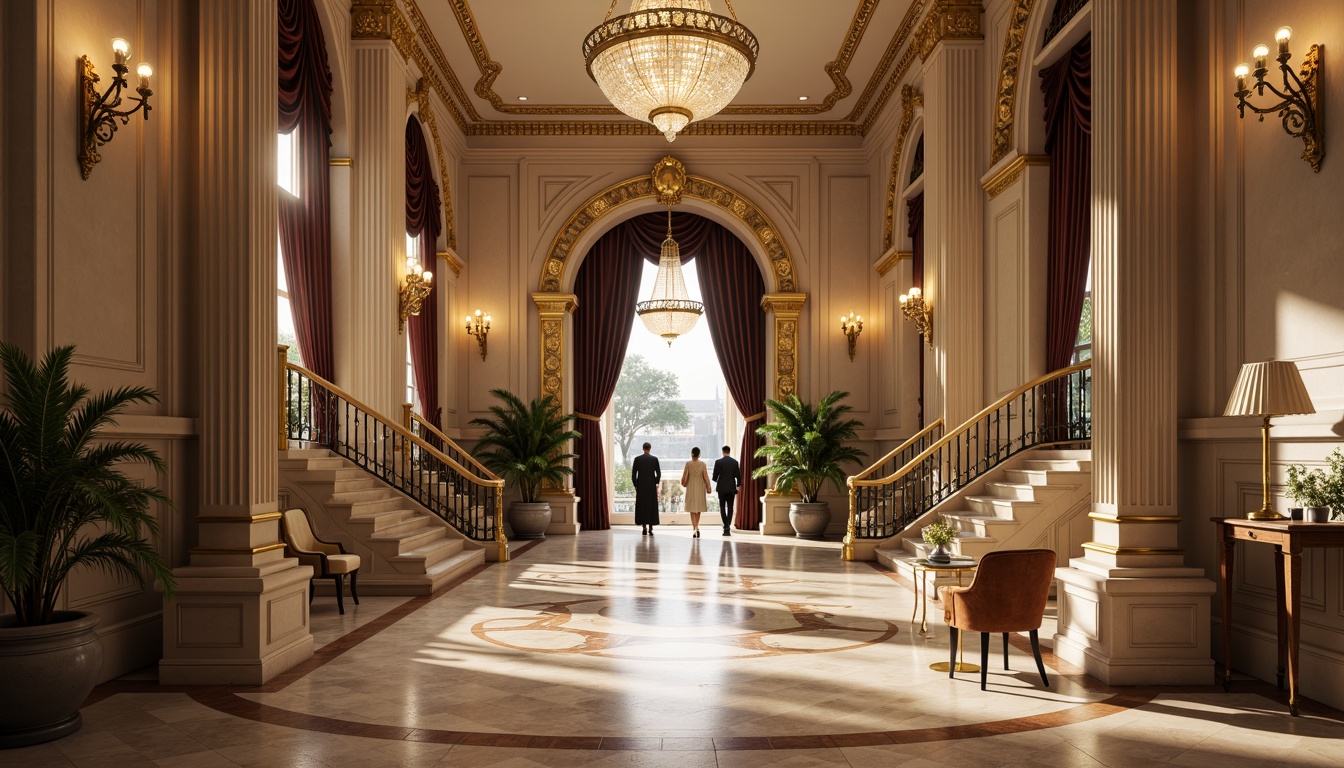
[789,501,831,539]
[508,501,552,539]
[0,611,103,748]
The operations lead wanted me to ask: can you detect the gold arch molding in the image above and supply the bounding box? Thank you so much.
[535,157,805,415]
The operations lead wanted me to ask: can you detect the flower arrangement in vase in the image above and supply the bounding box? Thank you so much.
[1285,448,1344,523]
[921,518,958,563]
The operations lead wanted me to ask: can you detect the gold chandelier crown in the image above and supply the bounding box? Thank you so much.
[584,0,758,142]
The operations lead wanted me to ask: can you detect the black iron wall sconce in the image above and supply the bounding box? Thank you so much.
[1233,26,1324,172]
[79,39,153,180]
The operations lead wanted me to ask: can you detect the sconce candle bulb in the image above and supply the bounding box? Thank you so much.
[1232,24,1324,172]
[465,309,492,361]
[78,38,154,179]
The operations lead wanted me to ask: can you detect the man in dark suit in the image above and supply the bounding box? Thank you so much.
[631,442,661,536]
[711,445,740,536]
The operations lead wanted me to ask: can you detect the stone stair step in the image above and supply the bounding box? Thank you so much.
[966,496,1042,518]
[346,508,420,532]
[941,512,1022,537]
[279,456,346,471]
[283,448,336,459]
[327,497,408,516]
[289,467,368,483]
[329,487,401,504]
[1004,468,1089,486]
[1022,458,1091,472]
[327,477,384,494]
[369,524,446,555]
[391,537,466,572]
[985,481,1067,502]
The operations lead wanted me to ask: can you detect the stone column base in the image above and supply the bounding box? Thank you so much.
[541,491,581,535]
[758,493,797,536]
[1054,558,1216,686]
[159,562,314,686]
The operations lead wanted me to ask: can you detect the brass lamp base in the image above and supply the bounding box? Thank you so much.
[930,661,981,673]
[1247,507,1287,521]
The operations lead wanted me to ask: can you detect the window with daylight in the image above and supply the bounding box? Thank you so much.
[405,231,420,410]
[277,129,301,363]
[1072,263,1092,364]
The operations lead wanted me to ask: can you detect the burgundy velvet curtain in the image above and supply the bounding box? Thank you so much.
[278,0,334,380]
[573,226,645,531]
[1041,35,1092,371]
[907,193,925,427]
[405,116,443,427]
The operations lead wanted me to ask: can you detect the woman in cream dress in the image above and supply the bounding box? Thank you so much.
[681,447,712,538]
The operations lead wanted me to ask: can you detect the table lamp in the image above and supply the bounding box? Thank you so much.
[1224,361,1316,519]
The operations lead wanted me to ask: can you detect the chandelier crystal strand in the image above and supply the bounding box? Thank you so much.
[636,208,703,344]
[584,0,758,142]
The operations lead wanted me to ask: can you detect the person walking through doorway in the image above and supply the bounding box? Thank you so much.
[632,442,661,536]
[712,445,740,536]
[681,446,711,538]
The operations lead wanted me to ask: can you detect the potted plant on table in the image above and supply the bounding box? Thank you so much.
[753,390,867,539]
[0,344,175,748]
[1286,448,1344,523]
[470,389,580,539]
[921,518,959,563]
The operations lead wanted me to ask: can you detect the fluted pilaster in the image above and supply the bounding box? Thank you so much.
[347,40,408,419]
[922,39,984,427]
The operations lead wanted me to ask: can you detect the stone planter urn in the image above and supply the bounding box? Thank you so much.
[0,611,103,748]
[508,501,553,539]
[789,501,831,539]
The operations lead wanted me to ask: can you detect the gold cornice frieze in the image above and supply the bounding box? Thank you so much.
[983,154,1049,198]
[462,120,864,138]
[915,0,985,61]
[882,86,924,251]
[437,250,464,276]
[350,0,393,40]
[404,0,484,124]
[991,0,1038,163]
[848,0,926,123]
[875,250,912,277]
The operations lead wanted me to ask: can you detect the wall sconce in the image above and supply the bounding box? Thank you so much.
[840,312,863,361]
[79,39,153,180]
[397,255,433,333]
[899,287,933,348]
[1233,26,1324,172]
[465,309,491,361]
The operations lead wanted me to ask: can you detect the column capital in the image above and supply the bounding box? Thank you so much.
[532,292,579,316]
[916,0,985,61]
[761,293,807,317]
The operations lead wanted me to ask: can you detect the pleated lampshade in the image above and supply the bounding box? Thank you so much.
[1223,361,1316,417]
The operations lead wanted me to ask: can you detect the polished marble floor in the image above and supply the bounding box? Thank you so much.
[8,527,1343,766]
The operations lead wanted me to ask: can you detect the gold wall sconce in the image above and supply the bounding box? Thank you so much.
[840,312,863,361]
[465,309,491,361]
[79,38,153,180]
[1233,26,1324,172]
[397,255,433,333]
[899,287,933,348]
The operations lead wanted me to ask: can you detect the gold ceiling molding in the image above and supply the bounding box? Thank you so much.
[352,1,470,133]
[983,153,1049,199]
[915,0,985,61]
[408,79,459,249]
[882,85,924,251]
[404,0,485,123]
[847,0,926,122]
[464,120,863,138]
[446,0,881,118]
[538,163,796,295]
[874,250,912,277]
[991,0,1038,163]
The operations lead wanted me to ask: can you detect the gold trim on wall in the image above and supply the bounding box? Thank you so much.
[875,250,912,277]
[437,249,465,276]
[914,0,985,61]
[983,154,1049,198]
[991,0,1039,164]
[532,293,578,406]
[1087,514,1184,524]
[882,86,924,251]
[761,294,807,401]
[329,157,353,167]
[1081,542,1184,557]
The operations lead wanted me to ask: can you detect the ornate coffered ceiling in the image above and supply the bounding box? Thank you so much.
[397,0,926,138]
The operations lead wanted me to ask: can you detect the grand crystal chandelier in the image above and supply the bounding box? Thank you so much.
[636,208,703,344]
[583,0,759,142]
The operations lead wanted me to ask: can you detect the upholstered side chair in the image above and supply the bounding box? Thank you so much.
[281,508,361,615]
[939,548,1055,690]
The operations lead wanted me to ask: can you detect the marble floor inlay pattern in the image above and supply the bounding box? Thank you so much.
[8,528,1343,766]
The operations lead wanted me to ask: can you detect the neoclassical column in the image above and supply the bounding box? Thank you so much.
[760,293,805,402]
[918,1,985,427]
[161,0,314,685]
[1053,0,1214,685]
[532,293,581,531]
[345,1,409,418]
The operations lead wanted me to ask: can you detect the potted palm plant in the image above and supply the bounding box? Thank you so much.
[753,390,867,538]
[470,389,580,539]
[0,344,175,748]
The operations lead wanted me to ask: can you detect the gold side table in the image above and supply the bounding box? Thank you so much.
[911,557,980,673]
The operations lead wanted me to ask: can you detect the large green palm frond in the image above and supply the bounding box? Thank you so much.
[0,343,176,626]
[469,389,580,503]
[752,390,867,502]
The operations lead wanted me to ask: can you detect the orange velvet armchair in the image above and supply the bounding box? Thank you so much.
[939,549,1054,690]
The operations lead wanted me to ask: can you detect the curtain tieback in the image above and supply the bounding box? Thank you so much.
[744,412,766,422]
[575,412,601,422]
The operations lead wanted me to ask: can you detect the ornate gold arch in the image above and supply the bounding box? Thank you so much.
[991,0,1039,164]
[535,157,805,415]
[882,85,924,251]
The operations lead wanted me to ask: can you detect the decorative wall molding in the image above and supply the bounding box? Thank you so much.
[874,249,911,277]
[915,0,985,61]
[531,293,577,405]
[983,153,1049,198]
[991,0,1039,163]
[762,293,807,401]
[882,86,924,251]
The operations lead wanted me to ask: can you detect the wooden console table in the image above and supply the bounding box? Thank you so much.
[1214,517,1344,716]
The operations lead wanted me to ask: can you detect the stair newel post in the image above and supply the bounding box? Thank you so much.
[402,402,413,432]
[842,477,859,561]
[278,346,289,451]
[494,485,509,562]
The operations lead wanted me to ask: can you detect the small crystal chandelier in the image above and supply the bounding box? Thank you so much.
[583,0,759,142]
[636,208,703,345]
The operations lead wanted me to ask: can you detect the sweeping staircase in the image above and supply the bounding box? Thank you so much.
[843,362,1093,590]
[277,351,509,595]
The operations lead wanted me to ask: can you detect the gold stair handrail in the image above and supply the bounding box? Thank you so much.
[851,419,944,483]
[841,420,943,561]
[279,351,508,562]
[841,361,1091,560]
[402,403,500,482]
